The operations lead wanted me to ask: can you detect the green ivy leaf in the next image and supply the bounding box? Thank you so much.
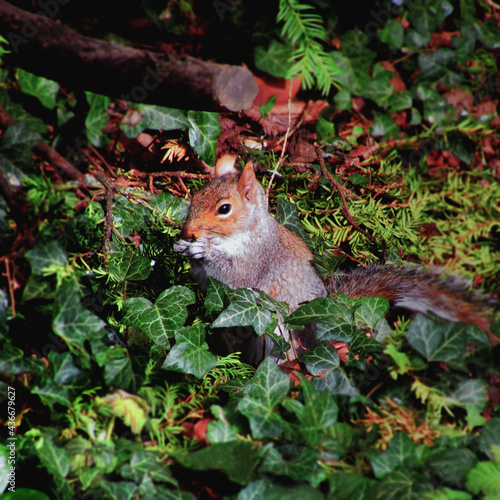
[301,342,340,375]
[418,49,457,82]
[361,63,394,107]
[312,367,359,396]
[103,351,134,389]
[285,375,338,446]
[237,358,290,438]
[276,197,311,243]
[0,121,41,167]
[205,277,229,315]
[17,69,59,110]
[406,315,468,370]
[212,288,274,335]
[25,240,68,276]
[254,40,292,78]
[121,286,195,347]
[376,470,434,499]
[378,20,404,52]
[85,92,111,147]
[187,110,221,165]
[53,280,106,362]
[33,433,71,479]
[407,0,453,37]
[368,432,417,479]
[120,104,188,137]
[260,443,321,483]
[450,379,487,413]
[370,111,400,138]
[178,440,262,485]
[108,248,151,282]
[162,324,218,378]
[474,18,500,49]
[286,296,356,342]
[479,418,500,461]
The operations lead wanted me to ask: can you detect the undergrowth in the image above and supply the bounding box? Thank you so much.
[1,1,500,499]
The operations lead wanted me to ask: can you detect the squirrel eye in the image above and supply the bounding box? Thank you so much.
[217,203,232,215]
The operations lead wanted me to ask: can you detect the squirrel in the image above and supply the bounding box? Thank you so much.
[174,155,498,362]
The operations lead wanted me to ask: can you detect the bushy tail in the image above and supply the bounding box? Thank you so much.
[326,264,498,343]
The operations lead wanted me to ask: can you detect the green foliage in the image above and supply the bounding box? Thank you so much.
[277,0,345,94]
[1,1,499,499]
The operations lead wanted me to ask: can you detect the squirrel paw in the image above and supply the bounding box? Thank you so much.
[173,239,207,260]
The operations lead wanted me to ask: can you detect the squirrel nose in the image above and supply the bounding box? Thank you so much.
[181,225,197,241]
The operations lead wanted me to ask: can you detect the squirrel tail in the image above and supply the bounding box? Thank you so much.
[326,264,499,344]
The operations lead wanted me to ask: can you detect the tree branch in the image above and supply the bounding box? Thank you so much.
[0,1,258,112]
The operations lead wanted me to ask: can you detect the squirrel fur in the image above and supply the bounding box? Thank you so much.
[174,155,498,362]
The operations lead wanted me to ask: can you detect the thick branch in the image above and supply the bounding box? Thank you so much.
[0,1,258,112]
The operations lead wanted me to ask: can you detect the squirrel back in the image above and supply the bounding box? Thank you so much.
[175,157,498,361]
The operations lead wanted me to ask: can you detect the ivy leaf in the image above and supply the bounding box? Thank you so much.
[287,296,356,342]
[260,444,321,483]
[121,286,195,347]
[450,379,487,413]
[361,64,394,107]
[479,419,500,461]
[474,18,500,49]
[407,0,453,37]
[418,49,457,82]
[312,367,359,396]
[285,375,338,446]
[33,434,71,480]
[276,197,311,243]
[25,241,68,280]
[187,110,221,165]
[178,440,262,485]
[17,69,59,110]
[85,92,111,146]
[301,342,340,375]
[162,324,218,378]
[205,277,229,315]
[368,432,417,479]
[212,288,274,335]
[0,122,41,177]
[108,248,151,282]
[376,470,434,499]
[96,389,150,434]
[378,20,404,52]
[406,315,468,370]
[237,358,290,438]
[120,104,188,137]
[33,380,71,407]
[53,279,106,362]
[370,111,400,138]
[254,40,292,78]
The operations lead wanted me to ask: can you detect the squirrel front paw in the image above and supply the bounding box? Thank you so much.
[173,239,207,260]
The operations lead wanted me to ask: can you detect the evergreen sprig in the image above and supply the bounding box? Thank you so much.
[277,0,343,94]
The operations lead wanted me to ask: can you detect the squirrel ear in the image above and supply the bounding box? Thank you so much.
[215,154,238,177]
[237,161,259,202]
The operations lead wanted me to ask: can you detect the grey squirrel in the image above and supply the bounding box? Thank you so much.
[174,155,498,362]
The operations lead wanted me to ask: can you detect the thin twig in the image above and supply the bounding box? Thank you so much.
[95,172,114,260]
[266,82,294,197]
[314,143,376,243]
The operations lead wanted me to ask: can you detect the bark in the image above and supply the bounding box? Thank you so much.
[0,1,258,112]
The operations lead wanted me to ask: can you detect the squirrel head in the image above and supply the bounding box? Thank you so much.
[181,155,265,240]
